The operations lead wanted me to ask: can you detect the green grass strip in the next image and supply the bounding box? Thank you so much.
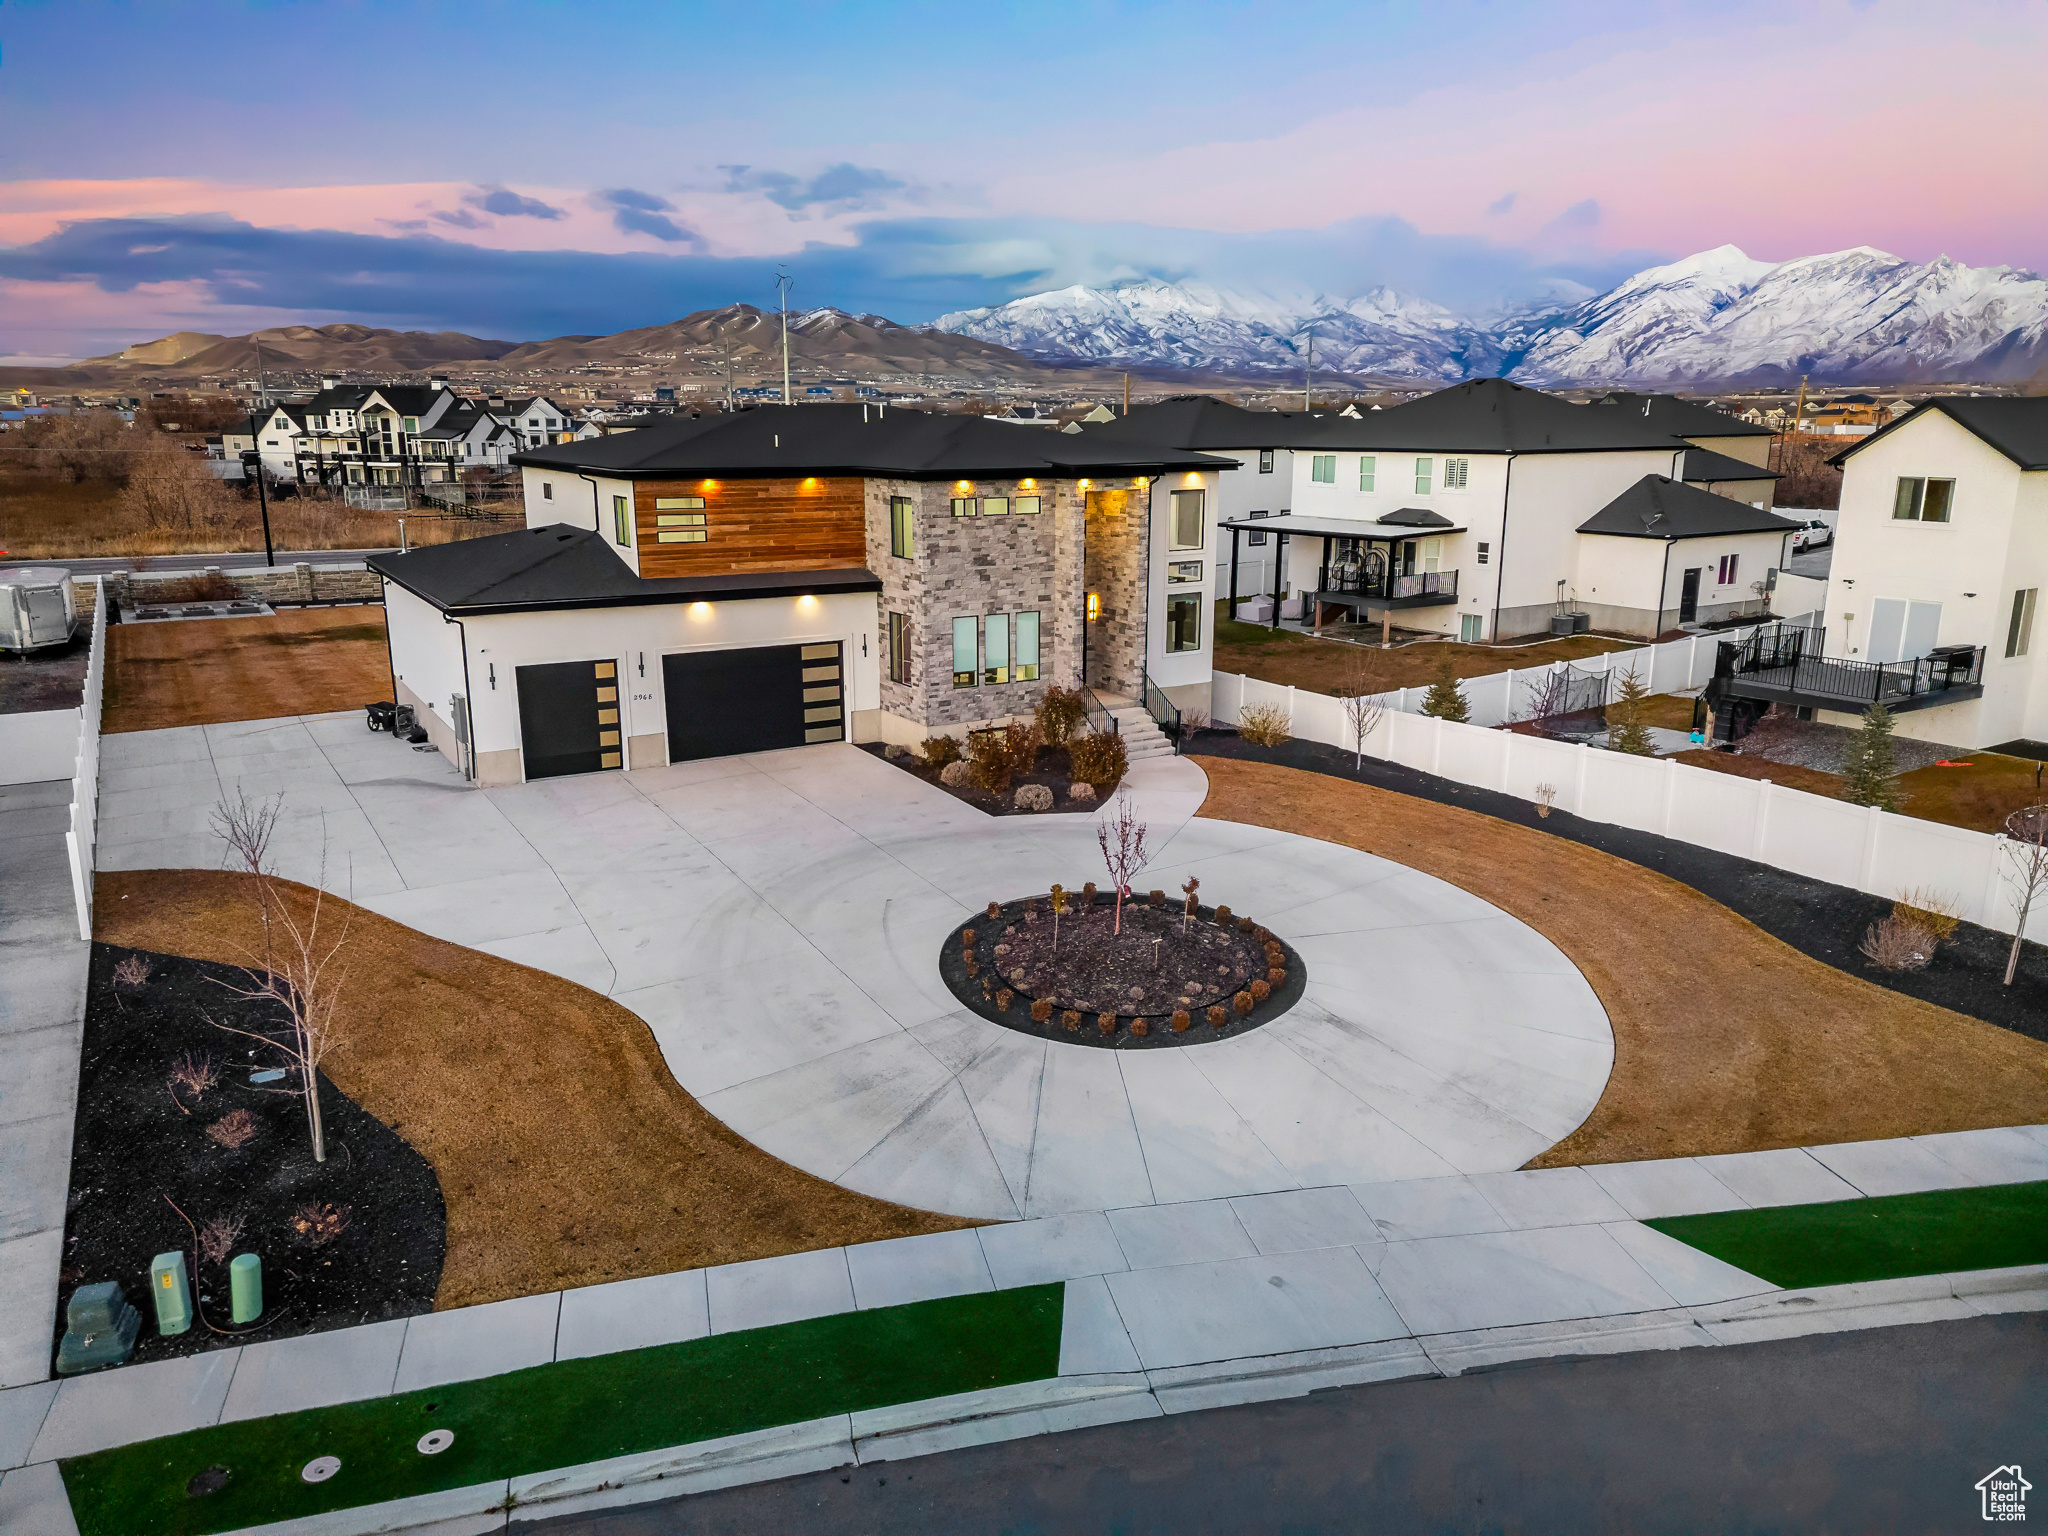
[1646,1179,2048,1290]
[62,1281,1063,1536]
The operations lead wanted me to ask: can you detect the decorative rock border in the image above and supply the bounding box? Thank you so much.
[937,894,1308,1049]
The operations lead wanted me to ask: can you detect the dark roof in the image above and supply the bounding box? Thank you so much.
[1584,391,1772,438]
[361,387,455,416]
[1679,446,1780,483]
[1830,397,2048,470]
[1376,506,1456,527]
[1577,477,1803,540]
[1072,396,1312,450]
[511,404,1233,480]
[369,524,882,617]
[1287,379,1692,453]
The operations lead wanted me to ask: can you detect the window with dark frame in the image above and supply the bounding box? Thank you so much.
[654,496,707,543]
[1476,541,1490,564]
[2009,588,2039,659]
[612,494,632,547]
[888,611,912,684]
[1247,509,1268,547]
[1170,489,1205,551]
[952,616,978,688]
[984,612,1011,685]
[1893,476,1954,522]
[1310,454,1335,483]
[1258,449,1274,474]
[890,495,914,558]
[1015,611,1040,681]
[1166,592,1201,652]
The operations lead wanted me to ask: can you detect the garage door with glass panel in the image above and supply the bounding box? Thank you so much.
[515,659,622,780]
[662,642,844,762]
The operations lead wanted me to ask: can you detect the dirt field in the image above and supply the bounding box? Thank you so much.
[1676,745,2048,836]
[1214,608,1640,697]
[1191,755,2048,1166]
[94,869,972,1311]
[105,605,393,734]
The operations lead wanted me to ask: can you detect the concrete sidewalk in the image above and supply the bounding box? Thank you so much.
[1,1124,2041,1535]
[0,779,91,1393]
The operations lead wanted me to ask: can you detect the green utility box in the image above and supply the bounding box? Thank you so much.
[149,1252,191,1336]
[230,1253,262,1323]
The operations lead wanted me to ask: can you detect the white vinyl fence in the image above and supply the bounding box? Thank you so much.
[1214,658,2047,944]
[63,580,107,941]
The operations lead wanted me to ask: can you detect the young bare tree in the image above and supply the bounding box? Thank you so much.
[208,789,351,1164]
[1096,790,1150,936]
[2001,803,2048,987]
[1338,653,1386,768]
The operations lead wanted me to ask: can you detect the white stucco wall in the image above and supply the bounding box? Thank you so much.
[520,467,637,566]
[1145,469,1220,708]
[381,580,468,760]
[1827,410,2044,745]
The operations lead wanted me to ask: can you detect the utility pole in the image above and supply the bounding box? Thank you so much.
[1122,371,1130,416]
[1302,324,1315,413]
[245,407,275,567]
[774,267,794,405]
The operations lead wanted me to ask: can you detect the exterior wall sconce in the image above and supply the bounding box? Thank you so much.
[1086,592,1101,622]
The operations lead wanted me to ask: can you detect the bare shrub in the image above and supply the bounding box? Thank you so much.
[1181,875,1200,933]
[1097,791,1150,935]
[121,442,240,534]
[1207,1004,1228,1028]
[959,927,976,947]
[205,1109,259,1150]
[197,1213,245,1266]
[1339,652,1385,766]
[1061,1009,1082,1032]
[985,901,1001,920]
[1238,702,1293,747]
[1893,887,1962,943]
[966,727,1024,797]
[2003,804,2048,986]
[1859,914,1936,972]
[1097,1011,1117,1035]
[919,734,962,769]
[1130,1018,1149,1036]
[1067,730,1128,792]
[289,1202,351,1246]
[1534,782,1558,819]
[168,1053,218,1111]
[995,988,1014,1011]
[1034,685,1088,748]
[113,954,152,991]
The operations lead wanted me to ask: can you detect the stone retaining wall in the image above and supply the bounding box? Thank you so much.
[72,565,383,612]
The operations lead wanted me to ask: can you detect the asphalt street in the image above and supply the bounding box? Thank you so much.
[0,548,388,574]
[527,1313,2046,1535]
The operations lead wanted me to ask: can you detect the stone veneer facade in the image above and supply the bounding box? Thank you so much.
[862,474,1149,740]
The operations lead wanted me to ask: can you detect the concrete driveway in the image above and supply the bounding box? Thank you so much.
[96,715,1612,1221]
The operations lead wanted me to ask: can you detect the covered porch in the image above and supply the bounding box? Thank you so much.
[1220,510,1466,643]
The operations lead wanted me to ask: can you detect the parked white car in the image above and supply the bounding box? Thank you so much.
[1789,517,1833,552]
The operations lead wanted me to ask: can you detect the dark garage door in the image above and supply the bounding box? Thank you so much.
[516,658,622,780]
[663,642,843,762]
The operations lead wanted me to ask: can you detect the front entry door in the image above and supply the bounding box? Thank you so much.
[1679,568,1701,624]
[516,659,622,780]
[663,642,844,762]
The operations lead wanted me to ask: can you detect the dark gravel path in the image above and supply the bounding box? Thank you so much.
[1188,731,2048,1042]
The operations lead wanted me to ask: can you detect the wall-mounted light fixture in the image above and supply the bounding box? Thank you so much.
[488,663,496,691]
[689,601,712,617]
[637,651,645,677]
[1086,592,1101,622]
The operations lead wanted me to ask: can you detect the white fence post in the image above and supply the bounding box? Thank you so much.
[1502,666,1518,725]
[1573,742,1591,816]
[1500,726,1515,792]
[1859,805,1884,892]
[1751,779,1773,861]
[1660,757,1677,837]
[1980,835,2009,930]
[1431,714,1445,776]
[1286,684,1296,726]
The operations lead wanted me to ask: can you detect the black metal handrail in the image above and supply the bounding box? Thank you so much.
[1141,668,1182,752]
[1083,690,1120,737]
[1322,568,1459,601]
[1727,621,1985,706]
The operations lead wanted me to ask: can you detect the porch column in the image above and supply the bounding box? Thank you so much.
[1228,525,1241,620]
[1270,532,1286,629]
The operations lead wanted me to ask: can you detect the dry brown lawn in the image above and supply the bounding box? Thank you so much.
[1675,745,2048,837]
[1191,755,2048,1167]
[1214,607,1639,697]
[106,605,393,734]
[95,868,971,1310]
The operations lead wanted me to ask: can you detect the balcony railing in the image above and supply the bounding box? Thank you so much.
[1722,622,1985,709]
[1320,568,1460,602]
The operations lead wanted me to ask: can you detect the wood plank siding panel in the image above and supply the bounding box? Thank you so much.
[634,476,869,577]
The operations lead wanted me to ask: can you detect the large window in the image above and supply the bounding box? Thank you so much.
[951,496,977,517]
[1166,592,1202,652]
[1170,489,1205,551]
[1015,611,1040,681]
[654,496,707,543]
[952,616,979,688]
[1443,457,1469,490]
[1015,495,1041,515]
[612,494,632,547]
[2009,588,2039,659]
[1717,552,1740,586]
[888,611,912,684]
[1414,457,1433,495]
[890,495,914,558]
[1310,454,1335,483]
[1358,456,1376,492]
[1893,476,1954,522]
[984,613,1010,685]
[1258,449,1274,474]
[981,495,1010,517]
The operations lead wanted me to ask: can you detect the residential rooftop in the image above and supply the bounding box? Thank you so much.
[1577,475,1803,540]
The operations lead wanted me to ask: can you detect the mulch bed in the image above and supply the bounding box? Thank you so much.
[940,893,1307,1048]
[860,741,1116,816]
[0,631,89,714]
[1192,730,2048,1043]
[59,944,444,1367]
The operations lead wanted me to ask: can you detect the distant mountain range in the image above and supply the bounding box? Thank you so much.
[31,245,2048,394]
[934,247,2048,388]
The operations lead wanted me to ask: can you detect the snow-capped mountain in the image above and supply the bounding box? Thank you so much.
[931,248,2048,387]
[933,278,1500,382]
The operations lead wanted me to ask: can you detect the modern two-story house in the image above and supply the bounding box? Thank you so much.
[367,405,1229,785]
[1798,398,2044,748]
[1094,380,1792,643]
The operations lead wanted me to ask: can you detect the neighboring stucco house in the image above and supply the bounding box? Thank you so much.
[367,405,1228,785]
[1808,398,2045,747]
[1574,477,1799,636]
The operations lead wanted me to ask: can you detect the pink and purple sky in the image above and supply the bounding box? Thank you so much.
[2,0,2043,358]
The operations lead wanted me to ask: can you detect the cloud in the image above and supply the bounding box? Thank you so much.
[591,187,702,246]
[721,163,906,211]
[465,186,563,220]
[1486,192,1517,217]
[1547,198,1602,232]
[431,207,489,230]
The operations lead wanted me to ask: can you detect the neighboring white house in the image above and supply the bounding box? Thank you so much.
[1816,398,2046,747]
[1093,381,1787,642]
